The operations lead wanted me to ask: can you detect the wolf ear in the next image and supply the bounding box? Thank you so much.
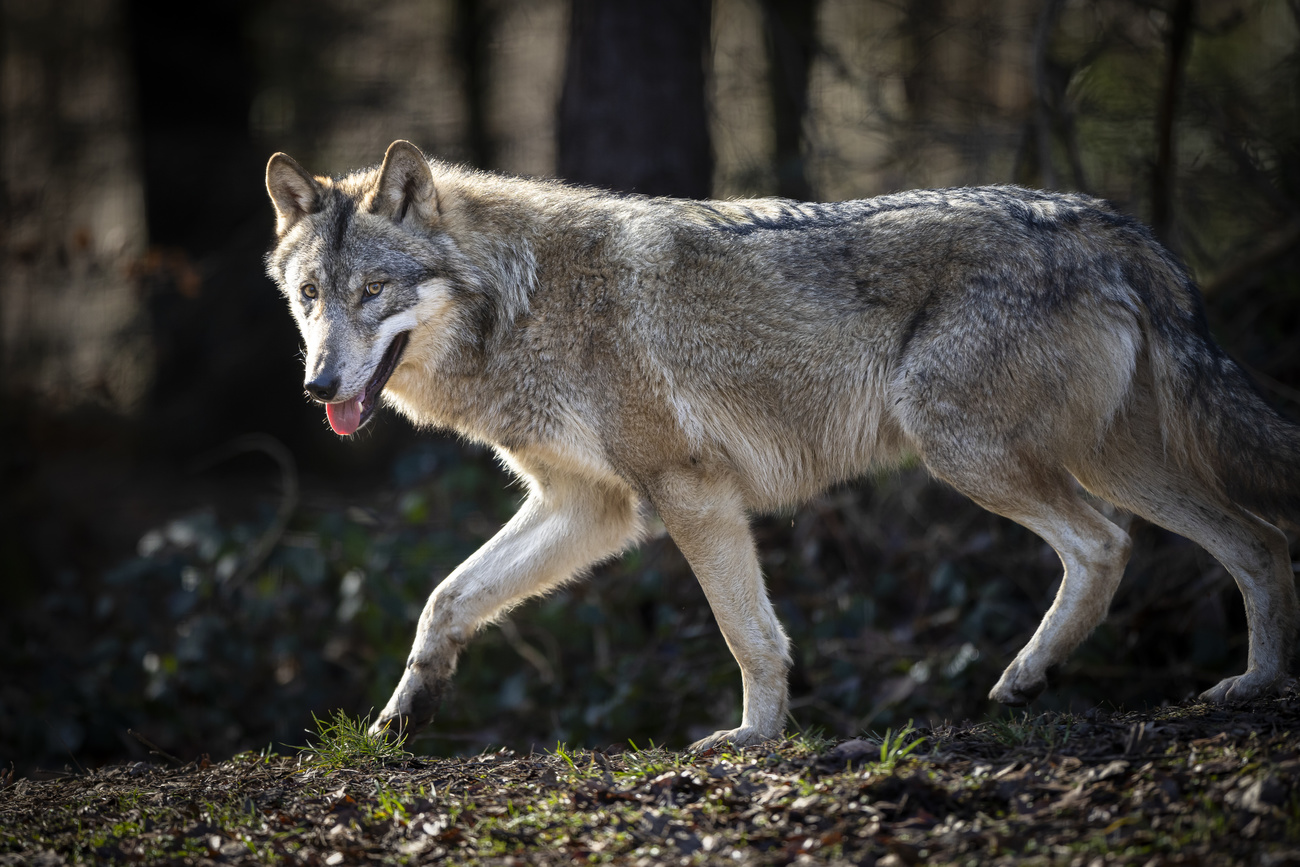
[371,140,438,226]
[266,153,322,235]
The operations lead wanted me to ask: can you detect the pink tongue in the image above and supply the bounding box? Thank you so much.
[326,398,363,436]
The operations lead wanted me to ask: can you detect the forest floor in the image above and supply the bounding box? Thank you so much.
[4,696,1300,866]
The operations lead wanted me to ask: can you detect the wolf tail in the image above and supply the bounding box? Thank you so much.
[1142,254,1300,522]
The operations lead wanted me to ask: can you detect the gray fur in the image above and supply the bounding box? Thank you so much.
[266,141,1300,751]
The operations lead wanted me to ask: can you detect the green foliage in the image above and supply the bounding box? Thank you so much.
[550,742,581,775]
[984,710,1078,750]
[1,433,1258,772]
[298,710,412,770]
[986,710,1038,747]
[784,720,836,758]
[869,720,927,773]
[366,780,412,824]
[619,741,672,779]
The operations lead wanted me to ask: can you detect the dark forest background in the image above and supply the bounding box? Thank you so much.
[2,0,1298,776]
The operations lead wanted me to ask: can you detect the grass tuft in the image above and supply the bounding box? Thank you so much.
[621,740,672,778]
[297,709,412,769]
[785,719,836,756]
[871,719,927,772]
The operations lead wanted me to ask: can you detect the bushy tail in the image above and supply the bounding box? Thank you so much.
[1145,271,1300,522]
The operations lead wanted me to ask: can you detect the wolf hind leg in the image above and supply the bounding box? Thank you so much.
[919,450,1133,705]
[1071,430,1299,703]
[371,475,642,739]
[988,496,1133,705]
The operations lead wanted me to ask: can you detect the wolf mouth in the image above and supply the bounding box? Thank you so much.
[324,331,410,436]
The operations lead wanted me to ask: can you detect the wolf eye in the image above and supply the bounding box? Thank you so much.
[301,284,318,299]
[364,281,384,298]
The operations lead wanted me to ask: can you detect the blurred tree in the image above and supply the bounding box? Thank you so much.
[557,0,712,197]
[0,0,150,411]
[125,0,311,460]
[761,0,816,200]
[126,0,263,255]
[1151,0,1195,248]
[455,0,496,169]
[900,0,944,126]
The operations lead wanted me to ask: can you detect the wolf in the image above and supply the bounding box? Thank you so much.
[265,140,1299,751]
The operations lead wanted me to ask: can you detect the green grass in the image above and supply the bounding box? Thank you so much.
[784,719,836,757]
[982,709,1078,750]
[6,702,1300,865]
[619,741,672,779]
[869,719,927,772]
[296,709,413,769]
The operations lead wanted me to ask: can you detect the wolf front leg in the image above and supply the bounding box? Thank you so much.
[371,475,642,740]
[650,468,792,752]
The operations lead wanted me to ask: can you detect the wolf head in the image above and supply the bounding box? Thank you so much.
[264,141,464,435]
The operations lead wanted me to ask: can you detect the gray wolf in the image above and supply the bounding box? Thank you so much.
[265,140,1299,751]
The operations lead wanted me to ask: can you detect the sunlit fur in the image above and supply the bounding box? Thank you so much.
[266,141,1300,751]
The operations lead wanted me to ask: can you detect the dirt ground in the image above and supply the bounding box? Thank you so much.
[4,695,1300,866]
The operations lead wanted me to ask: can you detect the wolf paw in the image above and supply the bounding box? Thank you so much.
[369,666,441,741]
[1199,671,1284,704]
[989,661,1048,706]
[688,725,777,754]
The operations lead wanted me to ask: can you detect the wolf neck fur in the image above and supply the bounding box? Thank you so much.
[383,166,593,447]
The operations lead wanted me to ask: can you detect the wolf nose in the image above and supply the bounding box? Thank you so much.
[305,376,340,402]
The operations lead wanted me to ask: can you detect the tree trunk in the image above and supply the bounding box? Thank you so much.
[761,0,815,201]
[1152,0,1195,247]
[1,0,150,411]
[557,0,712,198]
[455,0,495,170]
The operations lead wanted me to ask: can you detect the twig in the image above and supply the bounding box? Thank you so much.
[55,729,87,776]
[498,617,557,684]
[127,729,185,766]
